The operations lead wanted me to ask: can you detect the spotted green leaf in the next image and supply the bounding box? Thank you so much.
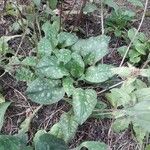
[117,46,128,57]
[127,0,143,7]
[72,141,108,150]
[112,118,130,133]
[26,78,65,105]
[15,67,36,82]
[49,123,63,139]
[128,28,147,42]
[34,133,68,150]
[66,53,85,78]
[133,125,147,144]
[62,77,75,97]
[37,38,53,56]
[42,21,58,47]
[0,135,32,150]
[22,56,37,67]
[0,102,11,131]
[58,32,78,47]
[59,112,78,142]
[85,64,114,83]
[125,100,150,132]
[134,88,150,101]
[36,56,68,79]
[106,88,132,107]
[55,49,72,64]
[72,35,110,64]
[83,2,97,13]
[73,88,97,125]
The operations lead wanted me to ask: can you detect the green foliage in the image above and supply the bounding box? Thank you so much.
[105,9,135,37]
[1,0,150,149]
[85,64,114,83]
[26,78,65,105]
[0,135,32,150]
[72,141,108,150]
[117,28,150,64]
[34,133,68,150]
[0,102,11,131]
[73,88,97,125]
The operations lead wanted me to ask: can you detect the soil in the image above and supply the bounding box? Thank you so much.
[0,0,150,150]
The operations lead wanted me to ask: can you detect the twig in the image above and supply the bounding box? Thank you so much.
[119,0,149,67]
[97,81,124,94]
[101,0,104,35]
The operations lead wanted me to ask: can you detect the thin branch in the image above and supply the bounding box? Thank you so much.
[101,0,104,35]
[97,81,124,94]
[119,0,149,67]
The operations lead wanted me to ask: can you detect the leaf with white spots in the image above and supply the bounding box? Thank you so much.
[15,67,36,82]
[85,64,114,83]
[22,56,37,67]
[58,32,78,47]
[36,56,68,79]
[59,112,78,142]
[73,88,97,125]
[65,53,85,78]
[38,37,53,56]
[42,21,58,48]
[62,77,75,97]
[26,78,65,105]
[0,135,32,150]
[49,123,63,139]
[72,141,108,150]
[34,133,68,150]
[72,35,110,64]
[55,49,71,64]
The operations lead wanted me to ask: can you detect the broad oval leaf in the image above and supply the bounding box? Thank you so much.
[85,64,114,83]
[112,118,130,133]
[106,88,132,107]
[73,88,97,125]
[134,88,150,101]
[26,78,64,105]
[59,112,78,142]
[126,100,150,132]
[55,49,72,64]
[36,56,68,79]
[127,0,143,7]
[15,67,36,82]
[22,56,37,67]
[34,133,68,150]
[0,135,31,150]
[73,141,108,150]
[83,2,97,13]
[0,102,11,131]
[49,123,63,139]
[58,32,78,47]
[72,35,110,64]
